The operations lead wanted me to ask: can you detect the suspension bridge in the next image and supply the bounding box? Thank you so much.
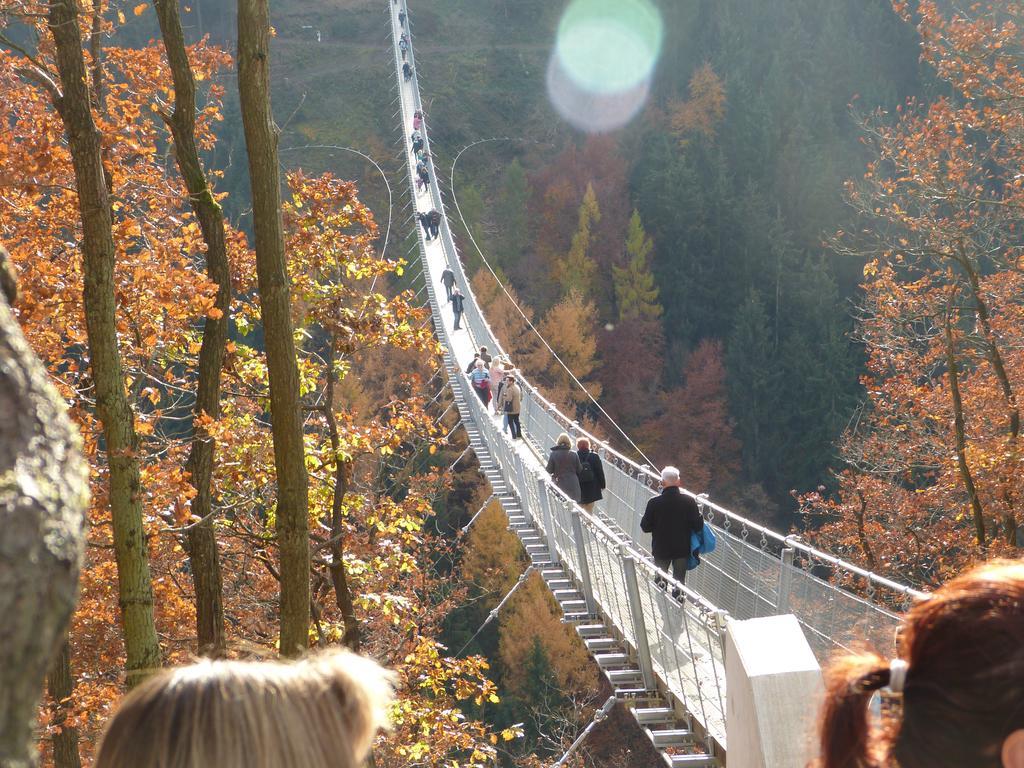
[387,3,922,764]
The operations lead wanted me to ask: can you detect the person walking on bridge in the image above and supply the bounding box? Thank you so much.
[398,10,405,26]
[441,264,455,300]
[415,161,430,194]
[418,211,432,241]
[489,356,505,393]
[470,359,491,409]
[451,287,464,330]
[576,437,605,513]
[641,466,703,591]
[546,433,583,502]
[411,130,423,153]
[413,110,423,131]
[500,372,522,439]
[403,62,413,81]
[428,208,441,240]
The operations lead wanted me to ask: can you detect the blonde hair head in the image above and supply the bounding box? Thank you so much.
[556,432,572,448]
[95,650,394,768]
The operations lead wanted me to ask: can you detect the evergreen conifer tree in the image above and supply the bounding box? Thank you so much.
[554,184,600,298]
[613,210,662,324]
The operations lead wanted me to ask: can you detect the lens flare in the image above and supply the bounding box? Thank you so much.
[548,0,663,132]
[547,55,650,133]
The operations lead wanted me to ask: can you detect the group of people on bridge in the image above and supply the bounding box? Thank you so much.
[463,345,523,440]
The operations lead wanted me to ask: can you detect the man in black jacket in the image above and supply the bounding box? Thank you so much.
[640,466,703,589]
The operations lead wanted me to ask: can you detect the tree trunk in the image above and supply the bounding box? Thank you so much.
[0,245,88,768]
[958,250,1020,543]
[154,0,230,657]
[47,0,162,687]
[236,0,310,657]
[324,343,360,650]
[46,639,82,768]
[853,486,877,571]
[943,316,986,549]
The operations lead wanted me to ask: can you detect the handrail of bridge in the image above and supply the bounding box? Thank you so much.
[386,0,919,668]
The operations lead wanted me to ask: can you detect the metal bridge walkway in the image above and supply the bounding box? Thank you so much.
[386,2,923,763]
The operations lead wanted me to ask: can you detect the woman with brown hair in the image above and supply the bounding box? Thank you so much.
[816,560,1024,768]
[94,650,393,768]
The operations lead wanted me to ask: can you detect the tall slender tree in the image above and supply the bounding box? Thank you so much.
[153,0,231,657]
[46,0,162,687]
[236,0,311,656]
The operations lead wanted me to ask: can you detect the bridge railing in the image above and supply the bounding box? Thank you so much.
[389,0,919,668]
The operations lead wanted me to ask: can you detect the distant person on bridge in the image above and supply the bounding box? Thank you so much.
[489,355,505,392]
[398,10,405,26]
[428,208,441,239]
[411,130,424,153]
[399,36,408,60]
[415,161,430,194]
[413,110,423,131]
[641,466,703,591]
[492,363,508,431]
[418,211,432,241]
[477,346,492,366]
[451,287,464,330]
[94,650,392,768]
[816,559,1024,768]
[576,437,606,513]
[470,359,491,408]
[441,264,456,300]
[465,352,480,375]
[546,432,583,502]
[403,62,412,81]
[500,373,522,439]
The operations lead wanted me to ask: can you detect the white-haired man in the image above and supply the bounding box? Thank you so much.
[640,466,703,591]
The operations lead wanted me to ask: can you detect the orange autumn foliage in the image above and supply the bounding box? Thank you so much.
[801,0,1024,589]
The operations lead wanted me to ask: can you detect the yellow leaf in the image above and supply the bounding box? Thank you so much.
[133,3,148,16]
[117,10,126,23]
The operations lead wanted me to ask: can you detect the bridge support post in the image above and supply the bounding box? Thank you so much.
[571,509,596,615]
[725,614,822,768]
[777,543,796,613]
[621,550,656,692]
[536,478,558,564]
